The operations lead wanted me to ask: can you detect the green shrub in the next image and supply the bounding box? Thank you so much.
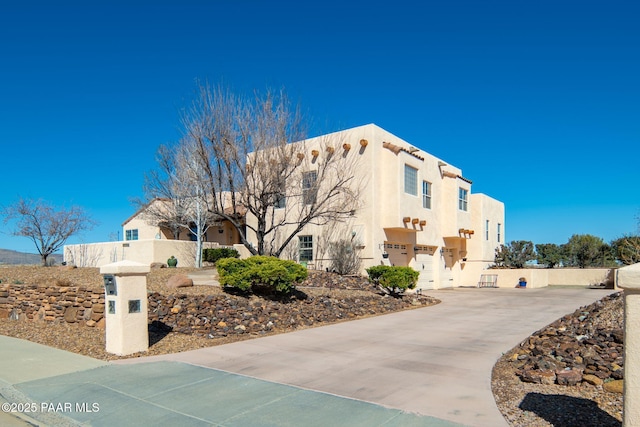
[203,247,240,264]
[366,265,418,297]
[217,256,308,295]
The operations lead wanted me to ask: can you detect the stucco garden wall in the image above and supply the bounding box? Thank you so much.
[472,268,616,289]
[64,240,226,268]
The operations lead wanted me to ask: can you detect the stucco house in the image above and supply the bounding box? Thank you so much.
[65,123,504,288]
[64,198,248,268]
[121,198,245,247]
[243,124,505,289]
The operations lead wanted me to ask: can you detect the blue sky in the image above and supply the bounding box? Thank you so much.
[1,0,638,254]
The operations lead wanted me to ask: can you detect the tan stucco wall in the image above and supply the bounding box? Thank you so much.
[123,216,159,240]
[469,193,505,262]
[64,240,222,268]
[245,124,504,290]
[464,268,615,289]
[617,263,640,425]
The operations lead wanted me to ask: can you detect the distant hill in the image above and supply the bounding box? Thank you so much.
[0,249,64,265]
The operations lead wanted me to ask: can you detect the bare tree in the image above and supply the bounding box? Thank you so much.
[141,139,216,268]
[328,238,363,275]
[174,134,216,268]
[180,83,363,258]
[64,243,103,267]
[138,145,190,240]
[2,198,97,266]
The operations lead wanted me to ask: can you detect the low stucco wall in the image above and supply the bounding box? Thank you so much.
[64,240,224,268]
[472,268,616,289]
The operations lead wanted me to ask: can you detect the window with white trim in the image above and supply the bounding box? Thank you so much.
[485,220,490,240]
[404,165,418,196]
[458,188,468,211]
[273,180,286,208]
[422,181,432,209]
[497,223,502,243]
[299,235,313,261]
[302,171,317,205]
[125,229,138,241]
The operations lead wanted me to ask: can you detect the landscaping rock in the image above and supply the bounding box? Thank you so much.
[510,292,624,387]
[167,275,193,289]
[603,379,624,394]
[556,368,583,386]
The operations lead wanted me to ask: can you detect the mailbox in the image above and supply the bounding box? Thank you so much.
[104,274,117,296]
[99,260,150,356]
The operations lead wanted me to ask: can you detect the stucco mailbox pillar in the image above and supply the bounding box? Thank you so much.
[99,260,150,356]
[617,262,640,427]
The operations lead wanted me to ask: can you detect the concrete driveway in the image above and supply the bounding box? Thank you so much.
[117,286,617,427]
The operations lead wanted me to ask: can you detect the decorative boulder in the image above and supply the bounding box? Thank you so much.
[167,274,193,289]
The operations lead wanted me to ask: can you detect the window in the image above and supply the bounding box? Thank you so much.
[404,165,418,196]
[497,223,502,243]
[274,195,286,209]
[299,235,313,261]
[485,220,490,240]
[274,186,286,208]
[422,181,432,209]
[125,229,138,241]
[458,188,468,211]
[272,177,286,208]
[302,171,317,205]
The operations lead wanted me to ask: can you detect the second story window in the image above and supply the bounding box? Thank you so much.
[485,220,490,240]
[422,181,432,209]
[274,193,286,209]
[125,229,138,241]
[273,180,286,208]
[458,188,468,211]
[404,165,418,196]
[497,223,502,243]
[302,171,317,205]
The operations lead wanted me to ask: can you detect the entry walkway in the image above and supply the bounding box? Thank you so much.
[0,286,616,426]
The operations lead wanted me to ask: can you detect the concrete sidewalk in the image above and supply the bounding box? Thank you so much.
[0,286,616,426]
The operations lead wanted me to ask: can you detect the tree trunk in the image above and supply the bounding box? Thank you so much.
[41,254,48,267]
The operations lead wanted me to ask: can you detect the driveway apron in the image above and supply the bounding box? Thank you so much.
[116,287,616,427]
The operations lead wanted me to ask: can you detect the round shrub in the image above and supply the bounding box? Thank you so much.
[203,247,240,264]
[217,256,308,295]
[366,265,418,297]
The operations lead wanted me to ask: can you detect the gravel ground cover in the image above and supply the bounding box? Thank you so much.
[0,265,624,426]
